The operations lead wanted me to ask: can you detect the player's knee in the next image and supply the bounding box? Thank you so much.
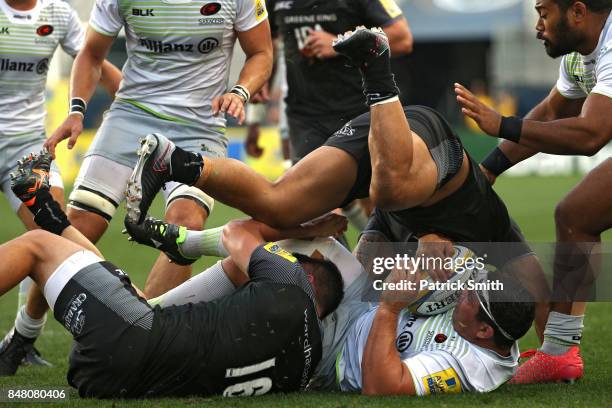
[20,230,53,252]
[165,199,207,230]
[166,185,214,218]
[68,187,117,223]
[554,198,581,231]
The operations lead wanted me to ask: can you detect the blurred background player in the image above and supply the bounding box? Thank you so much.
[455,0,612,384]
[254,0,413,234]
[44,0,273,300]
[0,0,120,374]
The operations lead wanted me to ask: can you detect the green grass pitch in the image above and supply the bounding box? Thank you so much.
[0,175,611,407]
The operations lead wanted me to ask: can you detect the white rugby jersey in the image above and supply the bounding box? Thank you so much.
[0,0,83,136]
[557,11,612,99]
[337,308,519,395]
[89,0,267,130]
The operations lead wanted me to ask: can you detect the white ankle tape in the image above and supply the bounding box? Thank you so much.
[371,95,399,106]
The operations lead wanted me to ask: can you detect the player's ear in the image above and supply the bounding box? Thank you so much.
[476,321,495,341]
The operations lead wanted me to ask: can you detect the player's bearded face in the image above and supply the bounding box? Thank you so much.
[537,11,584,58]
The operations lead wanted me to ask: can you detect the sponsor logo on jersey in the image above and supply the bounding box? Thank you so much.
[274,1,293,11]
[133,8,155,16]
[264,242,297,263]
[0,58,35,73]
[199,17,224,25]
[255,0,266,21]
[36,58,49,75]
[300,309,313,390]
[36,24,53,36]
[434,333,447,343]
[198,37,219,53]
[396,313,417,352]
[422,368,462,394]
[0,27,10,35]
[63,293,88,335]
[12,14,31,20]
[200,2,221,15]
[139,38,195,53]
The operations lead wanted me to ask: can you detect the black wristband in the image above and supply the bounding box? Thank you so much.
[499,116,523,143]
[69,97,87,116]
[481,147,513,176]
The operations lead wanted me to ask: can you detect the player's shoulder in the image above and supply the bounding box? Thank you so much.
[40,0,76,13]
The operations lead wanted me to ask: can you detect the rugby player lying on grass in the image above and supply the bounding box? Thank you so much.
[123,28,549,335]
[124,216,536,396]
[0,152,347,398]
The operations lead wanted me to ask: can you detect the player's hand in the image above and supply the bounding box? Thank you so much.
[44,113,84,159]
[479,164,497,185]
[212,93,246,125]
[454,83,502,137]
[380,265,419,313]
[250,83,270,104]
[301,212,348,239]
[245,124,264,158]
[416,233,453,283]
[304,30,338,59]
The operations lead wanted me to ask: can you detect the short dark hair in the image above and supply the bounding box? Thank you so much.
[476,271,535,349]
[293,253,344,318]
[553,0,612,12]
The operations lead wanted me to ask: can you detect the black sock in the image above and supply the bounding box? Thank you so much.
[29,189,70,235]
[170,147,204,185]
[361,49,399,106]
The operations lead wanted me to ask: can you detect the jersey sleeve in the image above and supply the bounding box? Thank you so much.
[556,55,588,99]
[592,41,612,98]
[235,0,268,32]
[60,8,85,57]
[359,0,403,27]
[248,243,316,300]
[402,351,465,396]
[89,0,123,37]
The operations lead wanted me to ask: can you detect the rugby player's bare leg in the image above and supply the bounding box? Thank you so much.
[543,159,612,351]
[195,147,358,228]
[15,186,65,320]
[66,208,109,244]
[144,198,208,298]
[0,231,85,298]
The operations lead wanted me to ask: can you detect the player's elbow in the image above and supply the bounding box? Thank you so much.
[392,33,413,55]
[582,135,608,156]
[361,379,403,396]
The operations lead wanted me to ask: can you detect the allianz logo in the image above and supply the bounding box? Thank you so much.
[139,37,219,54]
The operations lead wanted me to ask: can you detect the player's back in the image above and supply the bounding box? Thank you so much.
[138,278,321,397]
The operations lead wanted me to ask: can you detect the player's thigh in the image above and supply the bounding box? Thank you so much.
[274,146,358,223]
[69,155,133,224]
[556,158,612,235]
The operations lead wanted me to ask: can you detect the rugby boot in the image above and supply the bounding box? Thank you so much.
[124,216,198,265]
[22,345,52,367]
[0,328,35,376]
[333,26,398,106]
[126,133,176,224]
[509,346,584,384]
[10,150,51,207]
[332,26,390,68]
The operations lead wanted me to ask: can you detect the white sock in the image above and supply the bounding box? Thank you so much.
[150,261,235,307]
[18,278,33,309]
[14,306,46,340]
[342,205,369,231]
[179,226,228,258]
[540,311,584,355]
